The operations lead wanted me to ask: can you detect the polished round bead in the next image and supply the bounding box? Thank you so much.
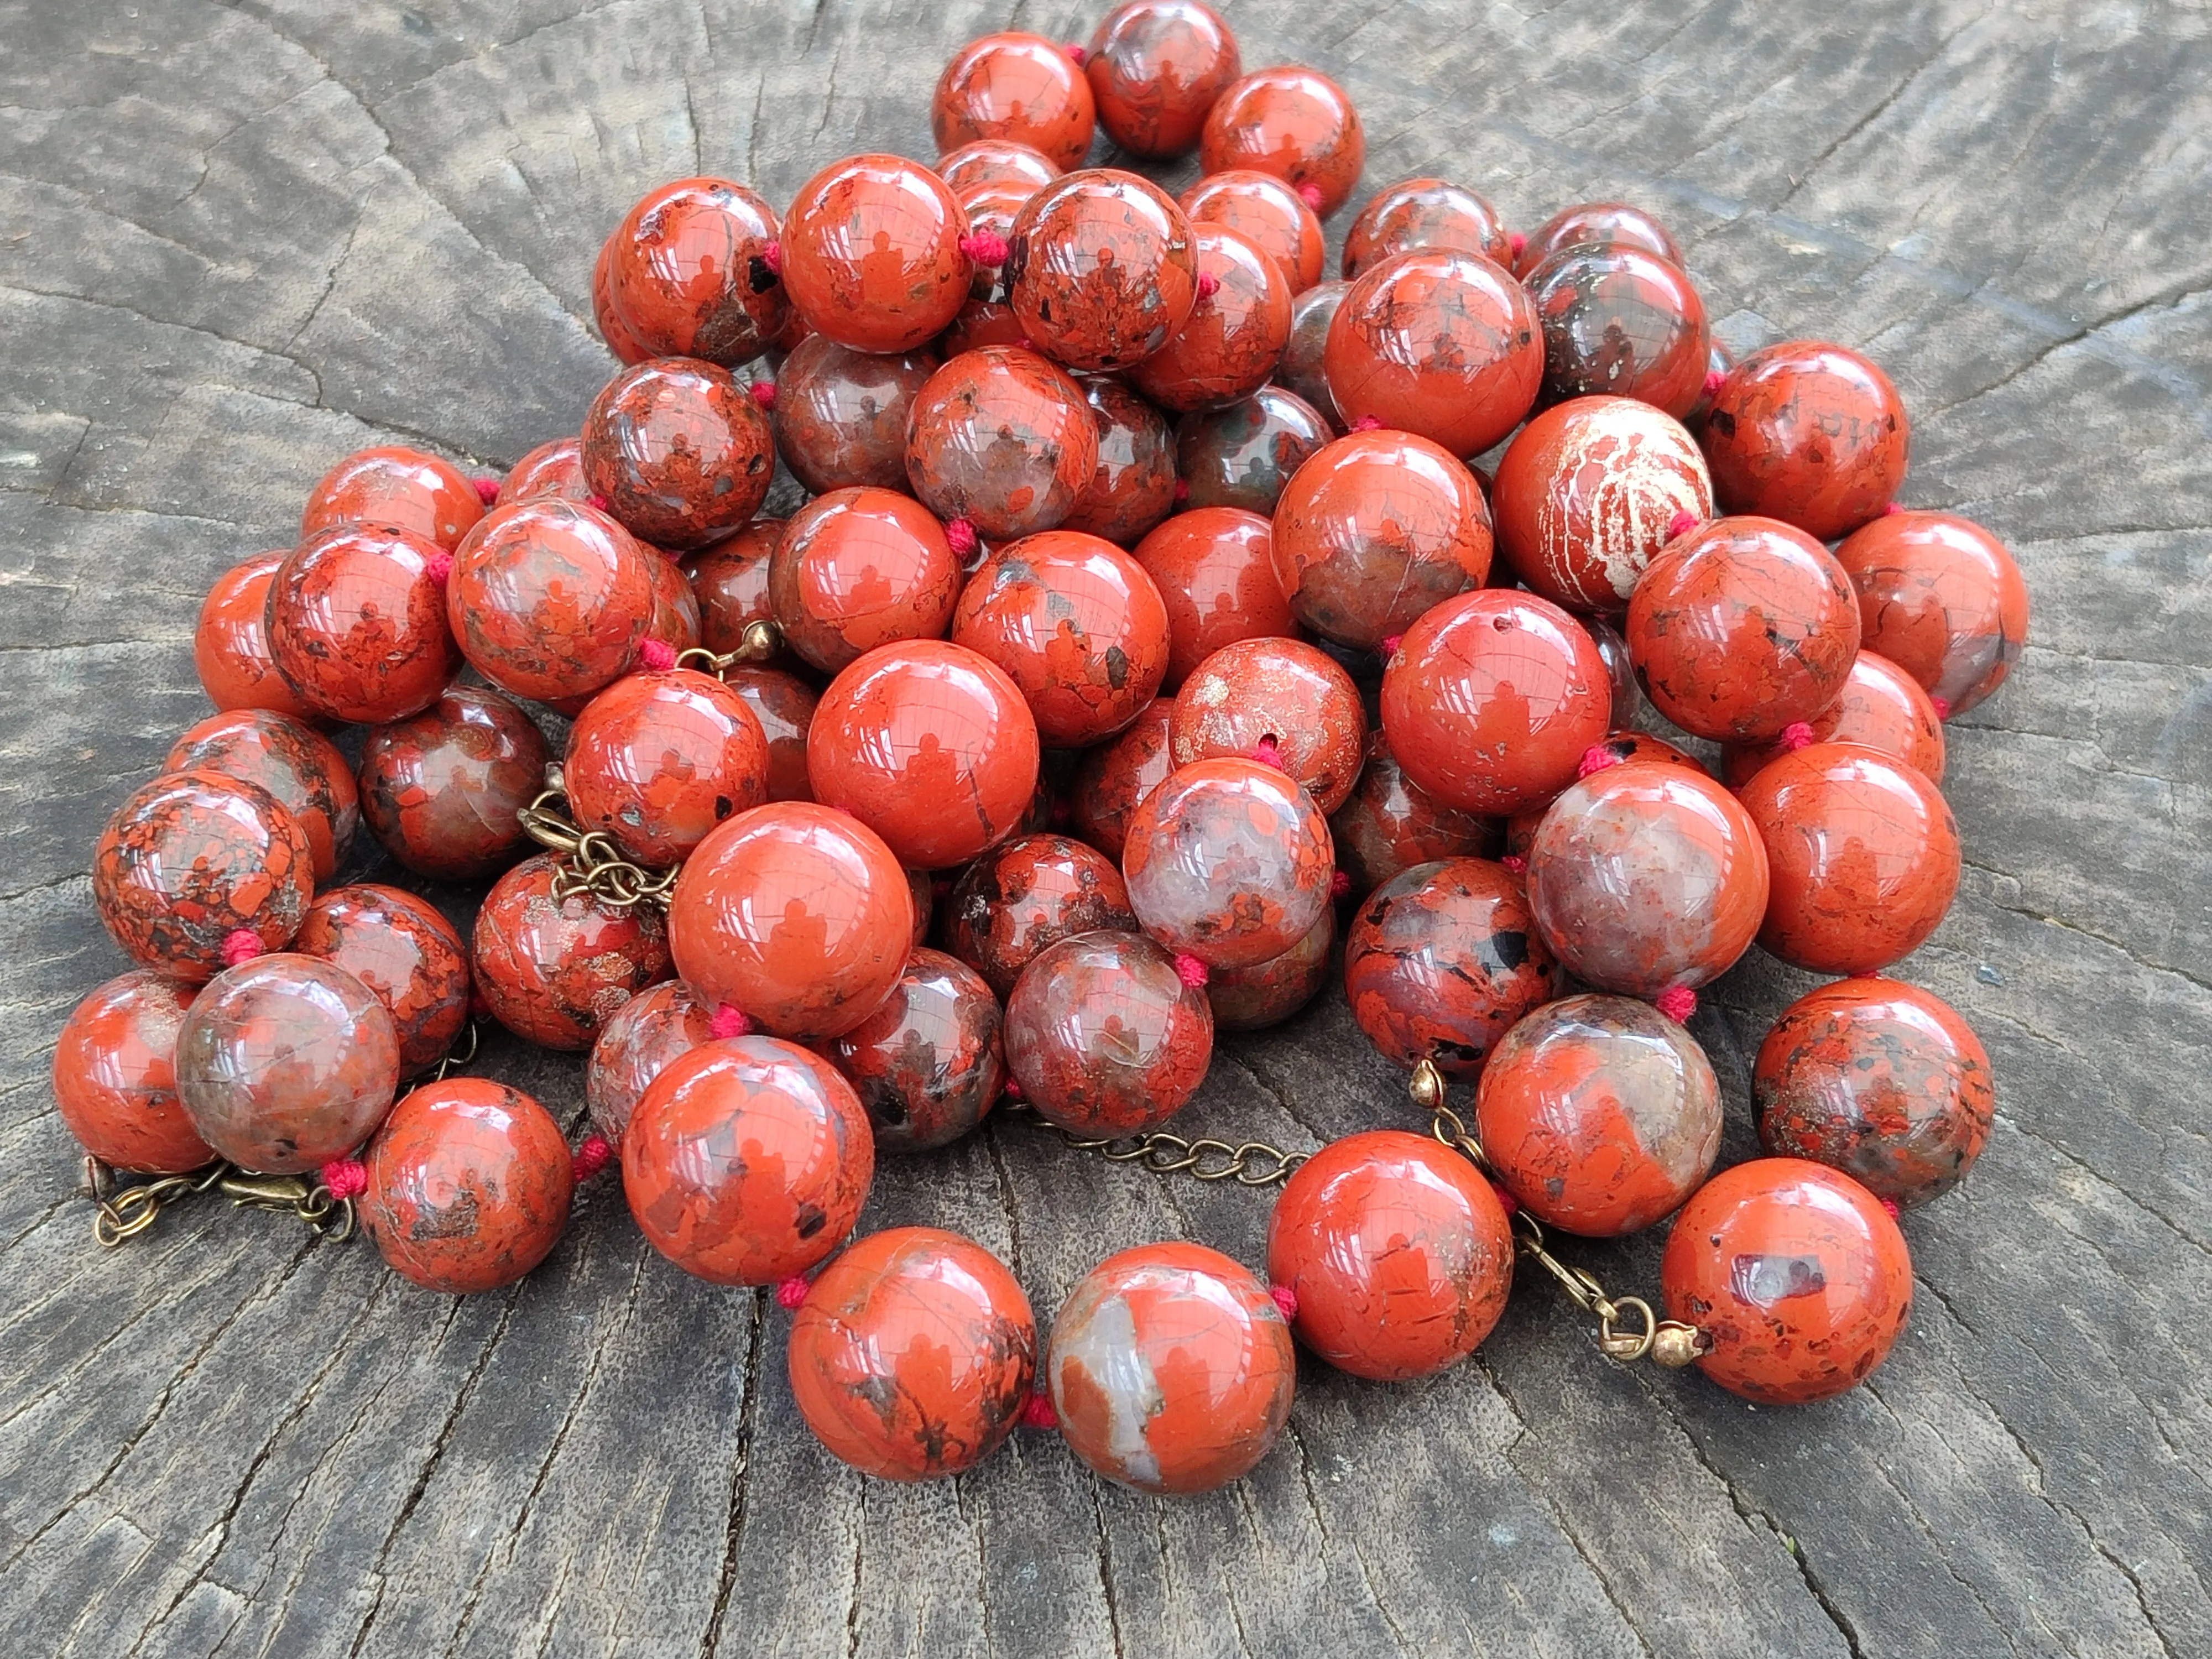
[1178,170,1323,291]
[1061,377,1177,547]
[1324,249,1540,457]
[1512,201,1681,278]
[1199,67,1364,215]
[725,667,817,803]
[1661,1158,1912,1404]
[166,708,358,885]
[498,437,594,508]
[361,1079,573,1293]
[936,138,1060,195]
[770,487,963,673]
[1132,507,1294,688]
[1266,1129,1512,1379]
[175,954,400,1173]
[1328,729,1499,897]
[268,526,460,724]
[1046,1241,1294,1494]
[624,1037,874,1285]
[1703,341,1910,539]
[52,972,212,1175]
[592,231,655,364]
[1085,0,1240,157]
[1004,930,1213,1134]
[294,885,469,1079]
[1174,385,1330,517]
[1168,636,1364,813]
[1627,515,1861,741]
[1128,225,1291,413]
[1722,651,1946,787]
[946,833,1139,998]
[1526,244,1710,419]
[782,154,974,353]
[1830,510,2030,717]
[825,949,1005,1153]
[1738,743,1960,975]
[447,500,658,701]
[905,346,1100,541]
[1207,903,1333,1030]
[584,980,714,1146]
[195,551,324,723]
[806,640,1040,869]
[1343,178,1511,278]
[1343,857,1556,1076]
[773,335,937,496]
[1477,994,1723,1236]
[933,33,1096,169]
[92,770,314,982]
[580,359,774,551]
[687,521,782,658]
[472,853,671,1051]
[667,802,912,1039]
[357,685,547,881]
[603,177,786,364]
[940,296,1027,357]
[1380,589,1610,815]
[566,670,769,866]
[1005,170,1197,371]
[790,1227,1035,1479]
[301,446,483,552]
[1277,279,1347,426]
[1123,757,1334,967]
[1069,697,1175,861]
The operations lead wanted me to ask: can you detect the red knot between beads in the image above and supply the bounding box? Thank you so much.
[1379,633,1403,659]
[709,1003,752,1040]
[958,229,1009,266]
[1780,721,1815,752]
[1931,696,1952,719]
[220,928,263,968]
[748,380,777,410]
[1349,414,1382,432]
[637,639,676,671]
[1248,734,1286,769]
[571,1134,614,1182]
[1500,853,1527,874]
[321,1158,368,1201]
[944,517,978,557]
[1487,1180,1520,1217]
[759,239,781,276]
[1019,1390,1060,1430]
[424,551,454,587]
[1577,744,1624,779]
[471,476,501,507]
[1063,41,1086,63]
[586,492,610,512]
[774,1275,811,1310]
[1268,1284,1298,1321]
[1329,869,1352,900]
[1666,510,1700,541]
[1173,954,1210,989]
[1196,271,1220,300]
[1172,478,1190,503]
[1703,368,1726,397]
[1655,985,1697,1024]
[1295,182,1323,211]
[1508,231,1526,260]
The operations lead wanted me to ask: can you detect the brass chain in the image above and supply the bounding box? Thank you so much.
[518,768,680,911]
[674,618,781,680]
[83,1157,356,1248]
[1006,1103,1308,1187]
[430,1019,481,1083]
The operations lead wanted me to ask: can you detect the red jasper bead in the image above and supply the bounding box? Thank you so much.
[1526,244,1710,419]
[498,437,593,508]
[1004,930,1213,1134]
[1381,589,1610,815]
[1069,697,1175,861]
[580,359,774,551]
[1739,743,1961,974]
[945,832,1139,998]
[770,487,963,673]
[1329,729,1499,896]
[1085,0,1239,156]
[566,670,770,866]
[905,347,1099,541]
[954,180,1037,299]
[725,666,818,803]
[268,526,459,724]
[806,640,1040,869]
[592,232,655,364]
[639,542,704,658]
[1061,377,1177,547]
[301,446,483,553]
[1005,170,1198,371]
[1168,636,1365,813]
[950,529,1170,745]
[782,154,974,353]
[53,972,212,1175]
[933,33,1096,169]
[1201,67,1364,216]
[1175,385,1331,517]
[789,1227,1035,1479]
[1627,515,1862,741]
[1129,225,1291,412]
[823,948,1005,1153]
[472,853,672,1051]
[175,954,400,1173]
[1661,1157,1912,1404]
[1046,1241,1294,1494]
[1756,977,1993,1209]
[603,177,786,364]
[624,1036,874,1285]
[294,885,469,1079]
[1344,178,1511,278]
[447,500,658,701]
[1278,279,1348,426]
[940,296,1028,357]
[1208,903,1333,1030]
[357,685,547,881]
[1132,507,1294,688]
[1324,250,1541,457]
[1267,1129,1512,1379]
[1582,613,1641,726]
[1722,651,1946,787]
[668,802,911,1040]
[936,138,1061,196]
[1179,170,1323,291]
[1271,428,1492,650]
[195,551,324,724]
[1493,397,1713,614]
[687,520,781,655]
[1477,993,1723,1236]
[585,980,714,1145]
[1703,341,1910,540]
[1123,757,1334,967]
[1343,857,1555,1076]
[1525,760,1767,998]
[93,770,314,982]
[1512,201,1681,279]
[361,1078,573,1294]
[773,335,938,496]
[1831,510,2030,717]
[166,709,358,885]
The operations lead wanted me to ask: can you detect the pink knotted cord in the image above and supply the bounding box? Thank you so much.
[709,1004,752,1040]
[1196,271,1220,300]
[1507,231,1527,260]
[221,929,263,968]
[1064,43,1087,64]
[586,492,611,512]
[1173,954,1210,988]
[572,1134,614,1182]
[1330,869,1352,900]
[472,476,502,507]
[1172,478,1190,503]
[1577,745,1624,779]
[1780,721,1815,751]
[1295,182,1323,211]
[1020,1390,1060,1429]
[1931,696,1952,720]
[945,517,978,556]
[321,1159,368,1201]
[424,551,454,587]
[1655,985,1697,1024]
[1500,853,1527,875]
[1350,414,1383,431]
[1666,510,1700,540]
[774,1275,810,1310]
[1248,735,1285,769]
[1269,1284,1299,1321]
[760,239,781,276]
[959,230,1010,265]
[1703,369,1727,397]
[1379,633,1403,659]
[748,380,777,410]
[637,639,676,671]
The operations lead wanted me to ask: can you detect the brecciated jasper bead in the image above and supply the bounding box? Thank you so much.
[1173,385,1331,518]
[472,854,672,1051]
[585,980,716,1146]
[905,347,1100,542]
[1342,178,1512,278]
[1168,636,1366,814]
[773,336,939,497]
[1003,930,1213,1136]
[727,666,818,803]
[360,1079,573,1295]
[1199,66,1364,216]
[1661,1157,1913,1404]
[789,1227,1036,1480]
[92,770,315,982]
[824,948,1005,1153]
[933,33,1096,169]
[623,1036,875,1285]
[1062,377,1178,547]
[499,437,593,508]
[165,708,359,885]
[1207,903,1333,1030]
[1343,857,1556,1076]
[1702,341,1910,540]
[300,445,483,552]
[357,685,549,882]
[936,138,1060,195]
[1046,1241,1296,1495]
[1513,200,1681,278]
[602,176,787,364]
[1126,223,1292,414]
[1476,994,1723,1237]
[268,526,460,724]
[770,487,963,674]
[1266,1129,1514,1380]
[945,833,1139,999]
[447,500,658,702]
[1755,977,1994,1209]
[1721,650,1946,788]
[667,802,912,1040]
[294,884,471,1078]
[1132,507,1295,688]
[1084,0,1241,158]
[687,521,781,655]
[1005,171,1199,373]
[195,551,325,722]
[565,669,770,867]
[52,972,212,1175]
[580,359,775,552]
[174,955,400,1174]
[1830,509,2031,717]
[1181,170,1326,295]
[1070,697,1175,862]
[1524,761,1770,999]
[1328,729,1499,897]
[1121,758,1335,968]
[781,154,975,354]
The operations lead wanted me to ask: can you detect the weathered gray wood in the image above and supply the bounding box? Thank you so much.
[3,1,2208,1654]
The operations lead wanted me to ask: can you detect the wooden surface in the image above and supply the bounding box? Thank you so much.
[3,2,2209,1654]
